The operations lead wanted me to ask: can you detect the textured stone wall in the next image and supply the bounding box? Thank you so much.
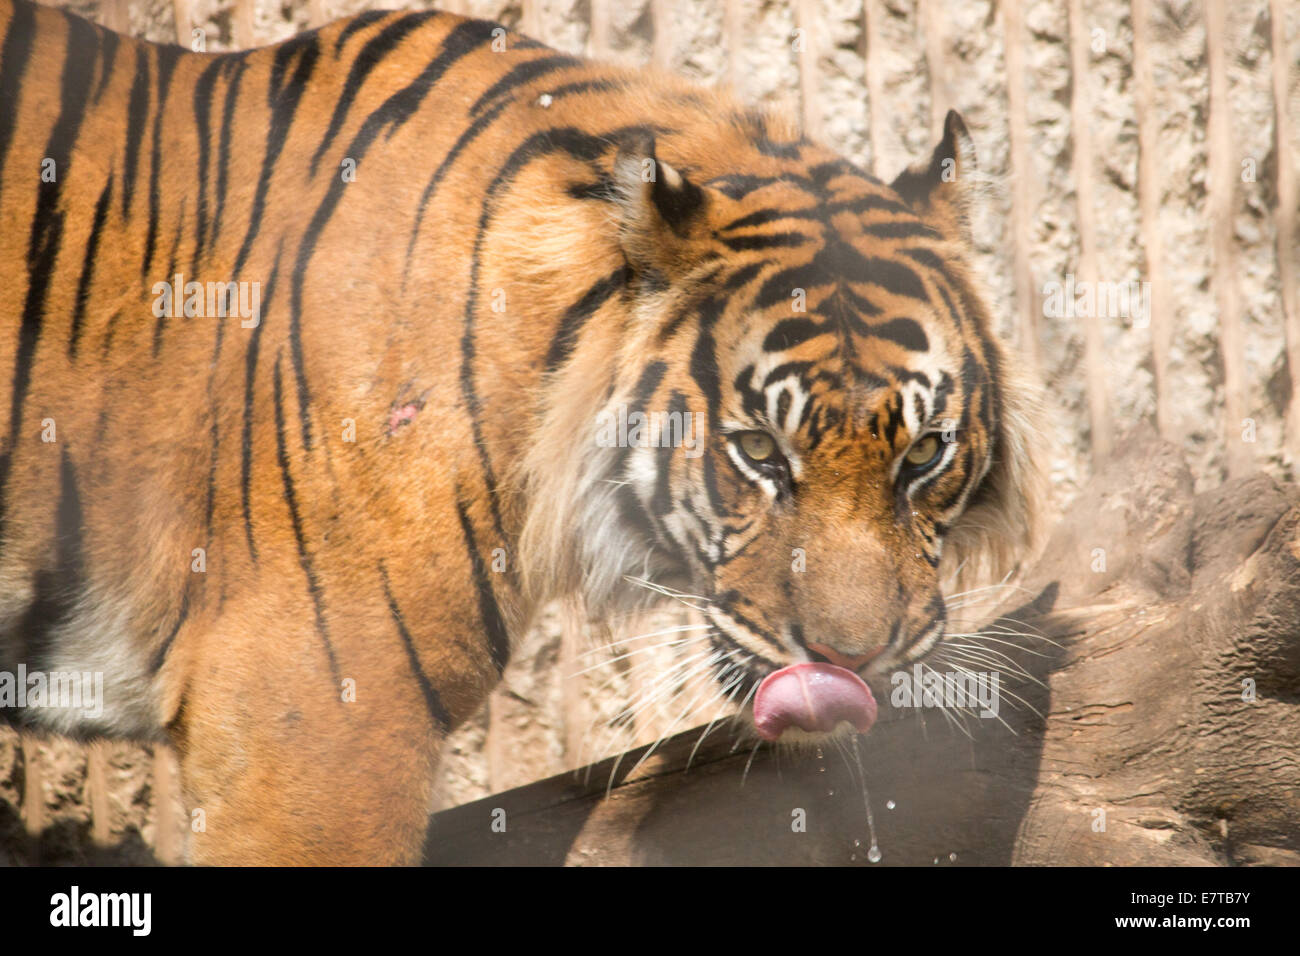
[2,0,1297,861]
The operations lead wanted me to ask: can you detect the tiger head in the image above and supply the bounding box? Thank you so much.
[521,110,1044,744]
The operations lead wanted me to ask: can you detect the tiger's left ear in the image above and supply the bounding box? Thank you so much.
[612,132,712,280]
[889,110,978,237]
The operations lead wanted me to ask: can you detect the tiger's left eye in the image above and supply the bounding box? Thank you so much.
[904,434,942,468]
[738,431,777,463]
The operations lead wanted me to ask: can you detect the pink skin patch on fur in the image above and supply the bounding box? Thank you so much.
[752,662,878,741]
[382,387,428,434]
[386,402,423,435]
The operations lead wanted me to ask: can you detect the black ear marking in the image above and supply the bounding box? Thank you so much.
[613,132,706,236]
[651,159,705,233]
[889,109,977,216]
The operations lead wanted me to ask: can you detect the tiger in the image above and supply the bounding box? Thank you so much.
[0,0,1043,864]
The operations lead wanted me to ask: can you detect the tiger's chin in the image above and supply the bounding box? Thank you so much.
[748,721,872,752]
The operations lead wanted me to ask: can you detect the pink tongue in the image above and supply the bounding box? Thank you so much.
[752,662,878,742]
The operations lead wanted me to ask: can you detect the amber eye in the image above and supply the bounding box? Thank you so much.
[736,431,777,464]
[904,434,942,469]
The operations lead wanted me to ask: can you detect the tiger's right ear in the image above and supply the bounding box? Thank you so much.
[612,132,711,280]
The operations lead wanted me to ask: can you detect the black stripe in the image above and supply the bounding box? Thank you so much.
[718,231,809,251]
[69,173,113,359]
[526,76,620,101]
[933,443,976,516]
[907,248,966,330]
[952,278,1002,436]
[691,300,733,520]
[149,586,190,673]
[203,418,220,551]
[714,519,761,566]
[761,360,814,388]
[931,369,954,417]
[630,360,668,408]
[0,0,36,182]
[378,564,452,732]
[866,317,929,352]
[763,317,825,352]
[832,194,915,218]
[454,497,511,674]
[715,191,913,224]
[863,221,941,240]
[902,246,948,273]
[310,12,437,175]
[273,354,341,683]
[656,264,746,343]
[543,267,627,372]
[754,263,825,311]
[210,58,247,252]
[231,35,320,279]
[192,58,225,264]
[753,134,803,160]
[141,43,183,278]
[903,602,945,646]
[862,256,928,301]
[649,390,688,519]
[333,8,392,54]
[882,391,904,447]
[121,43,149,216]
[153,196,186,357]
[468,53,578,116]
[618,358,671,529]
[839,283,884,317]
[713,595,787,653]
[99,308,122,357]
[242,243,282,566]
[706,173,807,200]
[775,388,792,429]
[614,481,687,571]
[808,158,877,189]
[93,25,118,103]
[719,207,811,233]
[679,496,720,571]
[14,448,87,681]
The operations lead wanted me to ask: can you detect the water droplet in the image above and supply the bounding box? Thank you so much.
[885,799,896,810]
[827,788,835,796]
[853,838,861,848]
[949,851,957,862]
[933,857,940,865]
[850,737,882,867]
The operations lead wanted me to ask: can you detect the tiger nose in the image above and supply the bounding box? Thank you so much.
[806,641,886,672]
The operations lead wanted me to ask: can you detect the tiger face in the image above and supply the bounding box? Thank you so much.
[526,113,1042,744]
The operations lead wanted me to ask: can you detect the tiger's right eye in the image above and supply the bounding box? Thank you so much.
[904,435,942,469]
